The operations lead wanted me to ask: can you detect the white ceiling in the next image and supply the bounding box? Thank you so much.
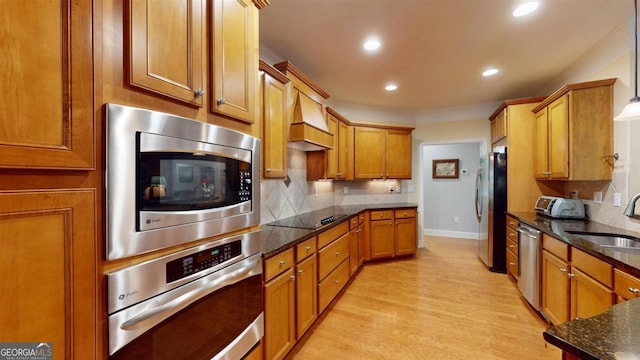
[259,0,633,112]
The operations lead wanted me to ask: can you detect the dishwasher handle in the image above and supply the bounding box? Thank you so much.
[516,226,541,239]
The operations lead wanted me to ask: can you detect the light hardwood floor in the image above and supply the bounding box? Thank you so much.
[290,236,561,359]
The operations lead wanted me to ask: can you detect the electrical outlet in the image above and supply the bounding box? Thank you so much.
[343,186,349,194]
[388,185,395,193]
[593,191,603,203]
[613,192,622,207]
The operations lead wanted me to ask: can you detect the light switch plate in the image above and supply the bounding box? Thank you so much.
[593,191,603,203]
[613,192,621,207]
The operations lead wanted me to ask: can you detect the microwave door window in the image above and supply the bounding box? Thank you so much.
[138,152,248,212]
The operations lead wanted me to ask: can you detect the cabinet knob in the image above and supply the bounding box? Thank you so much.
[568,272,576,278]
[335,280,340,285]
[335,252,340,256]
[266,168,272,172]
[628,287,640,295]
[194,88,204,97]
[298,269,304,274]
[360,216,364,220]
[509,262,516,266]
[217,97,226,105]
[279,260,285,266]
[559,268,567,273]
[543,171,552,175]
[395,222,399,225]
[380,174,384,178]
[509,244,515,249]
[290,275,296,281]
[306,246,312,252]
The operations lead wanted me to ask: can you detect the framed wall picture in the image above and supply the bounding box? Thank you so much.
[432,159,459,179]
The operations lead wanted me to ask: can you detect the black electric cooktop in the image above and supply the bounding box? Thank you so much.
[266,208,348,230]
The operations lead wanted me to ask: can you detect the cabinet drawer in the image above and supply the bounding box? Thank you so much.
[349,216,358,230]
[317,221,349,249]
[572,248,613,288]
[318,234,350,281]
[506,215,518,230]
[394,209,416,219]
[358,212,366,225]
[506,227,518,247]
[507,233,518,255]
[264,248,295,282]
[507,247,518,280]
[318,258,349,313]
[543,234,569,261]
[614,269,640,301]
[296,236,317,262]
[370,210,393,221]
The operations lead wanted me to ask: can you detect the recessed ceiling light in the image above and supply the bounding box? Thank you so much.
[513,2,539,17]
[483,69,500,77]
[363,38,381,51]
[385,84,398,91]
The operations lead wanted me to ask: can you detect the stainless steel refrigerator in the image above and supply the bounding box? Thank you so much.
[478,146,507,273]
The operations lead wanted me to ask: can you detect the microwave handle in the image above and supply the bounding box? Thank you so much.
[119,257,260,330]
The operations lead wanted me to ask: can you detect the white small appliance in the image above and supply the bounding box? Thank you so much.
[535,196,586,219]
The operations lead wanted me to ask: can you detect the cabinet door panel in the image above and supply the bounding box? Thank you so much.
[0,190,96,359]
[370,220,394,259]
[570,267,614,320]
[394,217,416,256]
[0,0,93,169]
[264,268,295,360]
[548,95,569,178]
[296,254,317,338]
[212,0,258,123]
[263,72,288,178]
[129,0,204,106]
[385,129,412,179]
[354,127,385,179]
[534,108,549,178]
[542,250,570,324]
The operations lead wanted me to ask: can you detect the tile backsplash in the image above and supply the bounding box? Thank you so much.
[260,149,411,224]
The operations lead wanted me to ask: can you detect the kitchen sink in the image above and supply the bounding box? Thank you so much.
[566,231,640,252]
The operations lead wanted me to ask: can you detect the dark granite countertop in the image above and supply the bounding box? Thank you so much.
[261,203,418,258]
[508,212,640,360]
[543,298,640,360]
[509,212,640,278]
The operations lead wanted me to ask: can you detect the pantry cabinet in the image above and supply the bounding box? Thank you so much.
[354,127,413,179]
[211,0,259,123]
[0,0,94,169]
[260,61,290,178]
[541,234,614,325]
[0,190,96,360]
[489,97,550,212]
[532,79,615,180]
[264,248,296,360]
[128,0,205,107]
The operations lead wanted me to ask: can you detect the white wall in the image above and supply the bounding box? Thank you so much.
[422,143,482,239]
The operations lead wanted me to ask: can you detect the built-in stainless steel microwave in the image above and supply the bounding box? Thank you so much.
[105,104,260,260]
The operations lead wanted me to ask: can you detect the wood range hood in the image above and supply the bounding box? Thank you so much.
[273,61,334,152]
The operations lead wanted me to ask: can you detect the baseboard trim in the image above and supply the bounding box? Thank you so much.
[423,228,485,240]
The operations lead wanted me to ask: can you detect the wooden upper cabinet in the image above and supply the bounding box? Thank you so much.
[260,61,289,178]
[0,0,94,169]
[354,127,413,179]
[326,109,353,180]
[532,78,615,180]
[211,0,259,123]
[490,109,507,144]
[128,0,205,107]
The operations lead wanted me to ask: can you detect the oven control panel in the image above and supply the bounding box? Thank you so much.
[166,240,242,283]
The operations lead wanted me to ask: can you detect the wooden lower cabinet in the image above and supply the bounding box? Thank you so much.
[243,342,263,360]
[0,190,96,360]
[506,246,519,281]
[318,259,350,313]
[264,249,296,360]
[370,209,417,259]
[295,254,317,338]
[542,250,570,324]
[541,236,614,324]
[614,269,640,302]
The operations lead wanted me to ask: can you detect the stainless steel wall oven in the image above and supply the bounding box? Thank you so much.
[105,104,260,260]
[107,231,263,359]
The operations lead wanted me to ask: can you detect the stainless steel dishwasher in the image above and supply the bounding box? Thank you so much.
[517,224,542,310]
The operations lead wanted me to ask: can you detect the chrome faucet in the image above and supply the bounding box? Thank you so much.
[624,193,640,217]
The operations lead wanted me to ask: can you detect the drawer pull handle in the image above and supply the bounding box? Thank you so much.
[568,273,576,278]
[629,287,640,295]
[290,275,296,281]
[335,280,340,284]
[298,270,304,274]
[266,168,272,172]
[509,262,516,266]
[279,260,285,266]
[306,246,312,252]
[559,268,567,273]
[335,252,340,256]
[509,244,515,248]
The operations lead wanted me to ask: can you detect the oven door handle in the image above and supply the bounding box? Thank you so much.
[119,257,260,331]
